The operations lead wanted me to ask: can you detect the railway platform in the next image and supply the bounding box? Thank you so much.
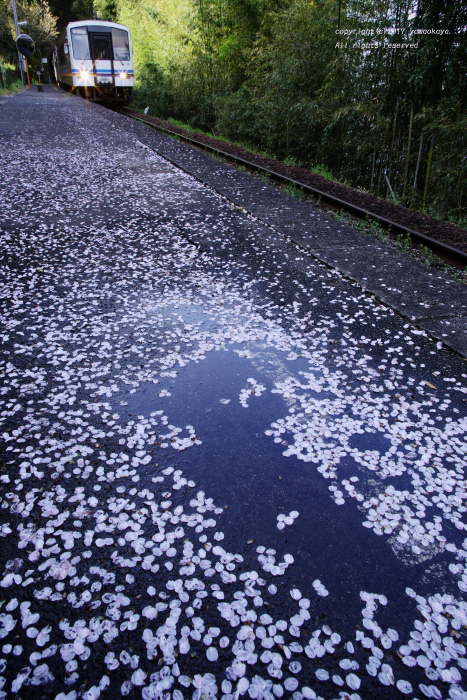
[1,85,467,356]
[2,84,467,700]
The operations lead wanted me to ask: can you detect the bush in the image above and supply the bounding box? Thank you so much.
[133,62,174,119]
[0,62,22,91]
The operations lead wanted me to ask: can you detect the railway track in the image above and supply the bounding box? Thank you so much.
[119,108,467,271]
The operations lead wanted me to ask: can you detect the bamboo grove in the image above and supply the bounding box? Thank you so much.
[119,0,467,224]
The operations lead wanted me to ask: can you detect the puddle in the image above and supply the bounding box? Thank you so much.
[120,343,458,636]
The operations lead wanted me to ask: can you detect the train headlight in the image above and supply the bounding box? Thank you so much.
[119,71,127,80]
[79,69,89,80]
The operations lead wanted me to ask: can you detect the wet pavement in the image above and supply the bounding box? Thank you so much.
[1,86,467,700]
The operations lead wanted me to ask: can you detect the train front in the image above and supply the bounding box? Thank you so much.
[69,21,134,103]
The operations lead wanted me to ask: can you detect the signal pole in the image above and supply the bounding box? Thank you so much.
[10,0,26,84]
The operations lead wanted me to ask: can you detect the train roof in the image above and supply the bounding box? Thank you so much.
[57,19,131,46]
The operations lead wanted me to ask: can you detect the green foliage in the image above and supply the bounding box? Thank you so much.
[94,0,118,21]
[133,61,174,118]
[0,0,15,62]
[48,0,92,32]
[0,0,57,73]
[0,62,23,93]
[70,0,93,22]
[220,0,336,159]
[411,103,467,221]
[117,0,194,121]
[16,0,58,55]
[108,0,466,221]
[310,164,339,182]
[282,182,304,200]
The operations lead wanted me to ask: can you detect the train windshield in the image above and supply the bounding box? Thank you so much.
[92,35,112,61]
[112,28,130,61]
[71,28,90,59]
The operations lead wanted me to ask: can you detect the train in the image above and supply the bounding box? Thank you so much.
[52,19,134,103]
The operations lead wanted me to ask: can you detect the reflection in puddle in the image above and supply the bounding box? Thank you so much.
[121,341,459,634]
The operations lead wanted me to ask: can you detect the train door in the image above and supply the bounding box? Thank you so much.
[89,32,114,87]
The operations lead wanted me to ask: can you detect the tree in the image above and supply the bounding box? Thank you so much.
[102,0,467,221]
[94,0,118,21]
[412,0,467,110]
[0,0,57,70]
[47,0,93,33]
[14,0,58,55]
[0,0,17,62]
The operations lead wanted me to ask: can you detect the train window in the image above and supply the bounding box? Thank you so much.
[92,35,112,61]
[71,28,90,59]
[112,28,130,61]
[58,42,69,67]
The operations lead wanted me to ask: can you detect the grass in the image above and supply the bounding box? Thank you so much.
[309,163,340,182]
[419,244,437,266]
[166,117,214,137]
[0,78,24,96]
[0,61,23,96]
[447,213,467,229]
[396,232,412,253]
[419,204,467,232]
[284,159,343,185]
[253,171,271,185]
[283,156,303,167]
[282,182,305,200]
[333,210,465,280]
[164,117,273,158]
[386,191,401,205]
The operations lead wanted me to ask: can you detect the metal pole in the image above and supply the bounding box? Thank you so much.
[25,57,30,89]
[384,174,396,202]
[10,0,25,85]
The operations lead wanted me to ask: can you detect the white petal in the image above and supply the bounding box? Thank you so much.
[316,669,329,681]
[206,647,218,662]
[346,673,361,690]
[396,680,413,694]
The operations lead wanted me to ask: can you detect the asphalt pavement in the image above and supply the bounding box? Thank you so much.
[1,86,467,700]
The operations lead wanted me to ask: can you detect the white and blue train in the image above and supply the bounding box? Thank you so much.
[53,19,134,103]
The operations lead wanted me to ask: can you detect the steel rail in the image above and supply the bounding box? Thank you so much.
[121,110,467,269]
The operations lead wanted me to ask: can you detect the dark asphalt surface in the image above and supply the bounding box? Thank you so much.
[1,86,467,700]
